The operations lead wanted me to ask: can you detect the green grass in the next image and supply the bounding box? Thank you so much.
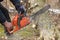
[0,25,5,37]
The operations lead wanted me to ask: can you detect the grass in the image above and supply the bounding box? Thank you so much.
[0,25,5,37]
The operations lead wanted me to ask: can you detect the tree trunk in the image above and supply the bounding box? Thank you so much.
[46,0,59,8]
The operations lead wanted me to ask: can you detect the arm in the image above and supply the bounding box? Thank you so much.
[10,0,26,15]
[0,10,7,23]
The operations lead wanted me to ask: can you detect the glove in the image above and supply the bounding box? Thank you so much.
[19,5,26,16]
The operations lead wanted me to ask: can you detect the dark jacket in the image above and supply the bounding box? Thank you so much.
[0,0,3,2]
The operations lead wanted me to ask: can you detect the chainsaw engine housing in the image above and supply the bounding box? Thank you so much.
[8,14,30,33]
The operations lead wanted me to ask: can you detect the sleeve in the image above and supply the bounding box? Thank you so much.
[0,0,3,2]
[0,10,7,23]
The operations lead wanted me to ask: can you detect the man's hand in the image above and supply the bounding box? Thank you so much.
[3,21,13,34]
[3,21,13,29]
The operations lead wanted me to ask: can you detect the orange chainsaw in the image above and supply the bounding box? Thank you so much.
[7,5,50,33]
